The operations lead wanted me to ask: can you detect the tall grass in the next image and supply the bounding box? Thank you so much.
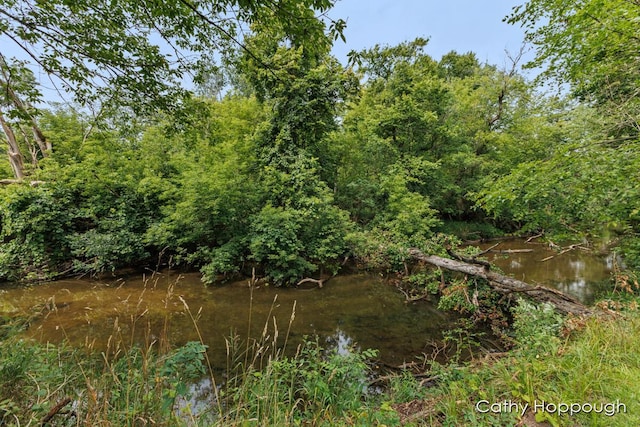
[0,274,393,426]
[4,273,640,426]
[407,298,640,426]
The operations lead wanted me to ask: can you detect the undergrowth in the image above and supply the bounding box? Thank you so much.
[2,288,640,426]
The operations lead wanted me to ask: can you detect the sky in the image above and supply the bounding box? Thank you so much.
[328,0,531,70]
[2,0,533,105]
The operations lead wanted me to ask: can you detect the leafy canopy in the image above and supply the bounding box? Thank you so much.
[508,0,640,135]
[0,0,344,112]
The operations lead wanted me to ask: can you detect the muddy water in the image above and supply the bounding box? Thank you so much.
[0,273,456,367]
[0,240,613,367]
[478,238,614,304]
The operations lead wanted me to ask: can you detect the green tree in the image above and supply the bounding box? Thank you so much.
[0,107,167,281]
[0,0,345,178]
[0,0,343,113]
[508,0,640,136]
[476,0,640,249]
[334,41,533,234]
[142,96,264,278]
[231,21,355,284]
[0,56,50,179]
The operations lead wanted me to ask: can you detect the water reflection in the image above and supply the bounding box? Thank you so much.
[480,239,613,304]
[1,273,455,367]
[1,241,614,368]
[325,328,356,356]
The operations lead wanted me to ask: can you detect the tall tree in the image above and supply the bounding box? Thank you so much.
[508,0,640,136]
[224,18,356,284]
[0,0,344,178]
[476,0,640,242]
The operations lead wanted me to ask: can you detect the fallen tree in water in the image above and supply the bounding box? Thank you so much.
[407,248,593,317]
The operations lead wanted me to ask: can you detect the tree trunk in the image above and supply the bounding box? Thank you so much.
[0,109,26,179]
[407,248,592,316]
[0,71,50,171]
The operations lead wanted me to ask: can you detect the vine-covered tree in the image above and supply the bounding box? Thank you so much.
[0,0,345,178]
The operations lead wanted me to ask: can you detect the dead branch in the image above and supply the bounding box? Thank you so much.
[407,248,592,316]
[525,232,544,243]
[296,277,325,288]
[446,247,492,269]
[490,249,533,254]
[40,397,72,426]
[475,242,501,257]
[396,284,431,303]
[540,244,590,262]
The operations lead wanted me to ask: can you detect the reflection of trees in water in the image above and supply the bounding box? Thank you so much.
[485,239,612,303]
[554,279,590,303]
[569,259,586,274]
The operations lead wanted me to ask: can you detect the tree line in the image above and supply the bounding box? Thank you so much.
[0,0,638,284]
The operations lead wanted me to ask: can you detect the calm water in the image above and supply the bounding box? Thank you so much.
[1,272,455,367]
[479,238,614,304]
[0,240,613,366]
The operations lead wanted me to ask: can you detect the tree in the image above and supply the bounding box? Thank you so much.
[0,0,345,178]
[223,20,356,284]
[489,0,640,249]
[335,41,533,229]
[0,55,50,179]
[508,0,640,136]
[347,37,430,82]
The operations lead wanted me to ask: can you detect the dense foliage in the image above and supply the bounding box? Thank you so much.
[2,1,640,425]
[0,0,638,283]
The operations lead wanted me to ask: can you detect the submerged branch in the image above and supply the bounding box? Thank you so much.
[296,277,324,288]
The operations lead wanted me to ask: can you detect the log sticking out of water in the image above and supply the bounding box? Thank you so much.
[407,248,592,316]
[297,277,325,288]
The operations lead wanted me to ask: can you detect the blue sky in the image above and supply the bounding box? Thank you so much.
[329,0,530,69]
[2,1,532,105]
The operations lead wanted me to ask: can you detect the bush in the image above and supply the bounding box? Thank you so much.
[511,299,563,357]
[0,184,75,281]
[248,202,349,285]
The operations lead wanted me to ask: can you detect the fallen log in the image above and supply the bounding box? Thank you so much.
[407,248,592,316]
[490,249,533,254]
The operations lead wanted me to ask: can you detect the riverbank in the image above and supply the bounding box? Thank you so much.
[0,237,636,426]
[1,294,639,426]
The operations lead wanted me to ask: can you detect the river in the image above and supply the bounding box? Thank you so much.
[478,238,615,304]
[0,238,614,368]
[1,272,458,367]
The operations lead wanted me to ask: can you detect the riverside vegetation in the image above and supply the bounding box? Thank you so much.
[1,0,640,425]
[3,294,640,425]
